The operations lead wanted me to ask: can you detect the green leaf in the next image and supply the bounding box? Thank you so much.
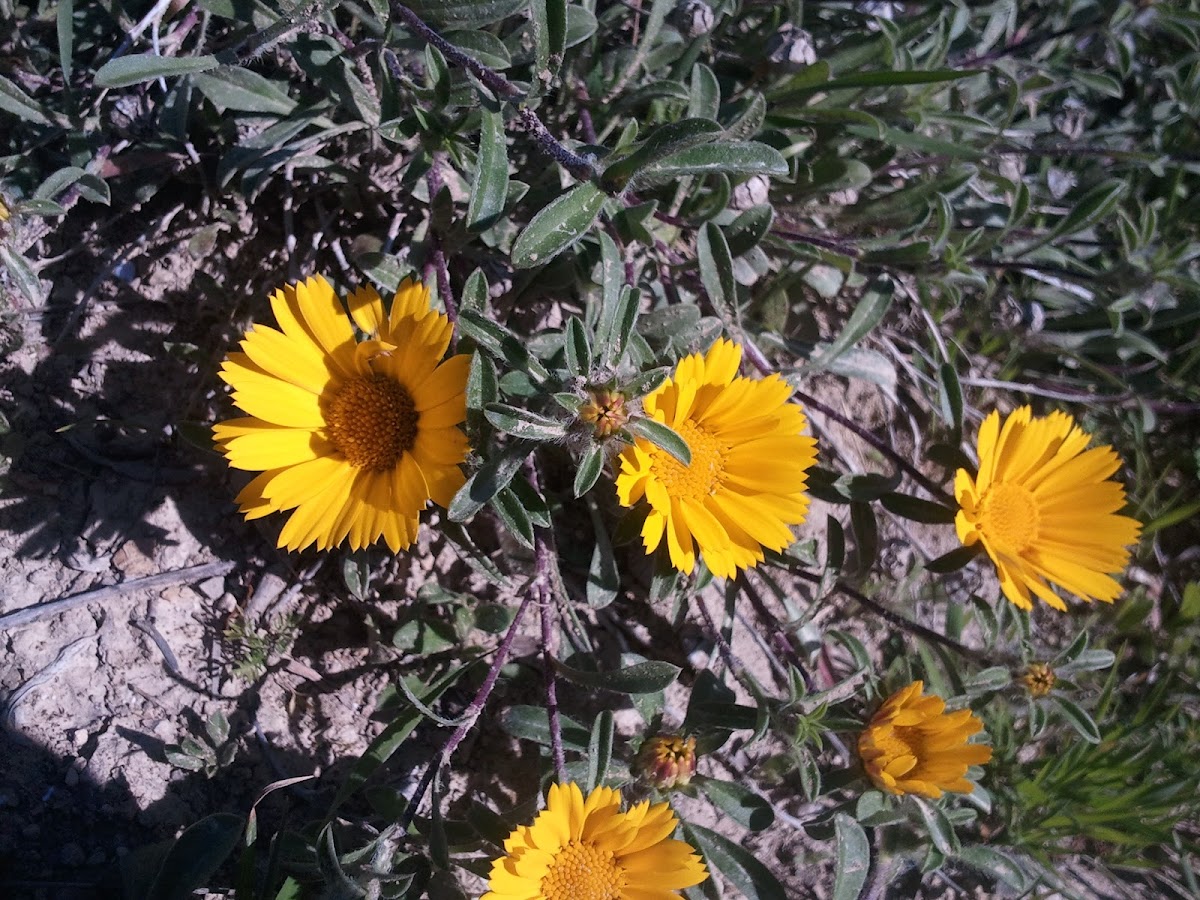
[698,222,736,321]
[962,666,1011,695]
[448,440,535,521]
[0,74,54,124]
[511,182,608,269]
[688,63,720,121]
[147,814,244,900]
[1051,180,1126,240]
[687,823,787,900]
[484,403,567,441]
[573,444,605,498]
[531,0,566,80]
[1050,696,1101,743]
[0,245,44,305]
[626,417,690,465]
[832,813,870,900]
[457,308,549,380]
[491,488,535,549]
[880,493,957,524]
[587,509,620,608]
[405,0,527,28]
[633,141,787,186]
[697,776,774,831]
[587,710,614,790]
[499,705,590,751]
[564,315,592,375]
[725,205,774,257]
[914,797,961,856]
[810,278,893,370]
[442,30,512,69]
[95,53,220,89]
[601,118,722,192]
[193,67,297,114]
[468,105,510,231]
[57,0,74,90]
[554,659,680,694]
[938,363,963,433]
[925,544,980,573]
[34,166,86,202]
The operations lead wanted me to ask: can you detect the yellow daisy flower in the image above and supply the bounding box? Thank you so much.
[483,782,708,900]
[615,338,817,578]
[213,275,469,553]
[954,406,1141,611]
[858,680,992,799]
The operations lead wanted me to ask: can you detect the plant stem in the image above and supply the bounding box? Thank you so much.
[424,157,457,326]
[392,3,596,183]
[528,463,567,781]
[392,4,521,99]
[791,568,998,666]
[398,588,536,833]
[518,108,597,182]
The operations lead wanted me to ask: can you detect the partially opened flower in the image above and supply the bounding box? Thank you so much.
[213,275,469,552]
[484,782,707,900]
[615,338,817,578]
[954,406,1140,611]
[858,680,992,799]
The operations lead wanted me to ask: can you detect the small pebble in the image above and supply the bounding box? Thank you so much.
[22,824,39,838]
[87,850,106,866]
[64,768,79,788]
[72,728,89,748]
[198,576,226,600]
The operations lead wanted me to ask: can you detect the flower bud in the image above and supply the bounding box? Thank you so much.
[635,734,697,790]
[578,388,629,439]
[1021,662,1056,698]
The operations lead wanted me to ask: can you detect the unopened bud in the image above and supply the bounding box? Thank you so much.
[1021,662,1056,698]
[635,734,697,790]
[578,389,629,439]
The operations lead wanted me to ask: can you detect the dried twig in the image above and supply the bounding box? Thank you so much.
[0,560,236,631]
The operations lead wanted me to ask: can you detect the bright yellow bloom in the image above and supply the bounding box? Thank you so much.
[615,338,817,578]
[954,406,1140,611]
[858,680,992,799]
[213,275,469,552]
[484,782,707,900]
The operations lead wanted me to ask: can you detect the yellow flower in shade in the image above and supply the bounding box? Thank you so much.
[615,338,817,578]
[213,275,469,552]
[484,782,708,900]
[954,406,1141,612]
[858,680,992,799]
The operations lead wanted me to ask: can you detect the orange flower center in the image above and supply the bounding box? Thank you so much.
[868,722,931,777]
[541,840,624,900]
[325,374,417,471]
[977,481,1039,553]
[650,421,725,502]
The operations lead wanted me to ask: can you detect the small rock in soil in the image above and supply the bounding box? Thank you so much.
[198,576,226,600]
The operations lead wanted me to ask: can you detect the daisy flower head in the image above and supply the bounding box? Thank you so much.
[615,338,818,579]
[858,680,992,799]
[213,275,469,553]
[954,406,1141,611]
[483,782,707,900]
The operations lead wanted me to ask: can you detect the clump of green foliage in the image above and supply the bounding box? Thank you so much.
[3,0,1199,898]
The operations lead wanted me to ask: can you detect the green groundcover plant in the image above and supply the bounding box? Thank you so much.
[3,0,1200,897]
